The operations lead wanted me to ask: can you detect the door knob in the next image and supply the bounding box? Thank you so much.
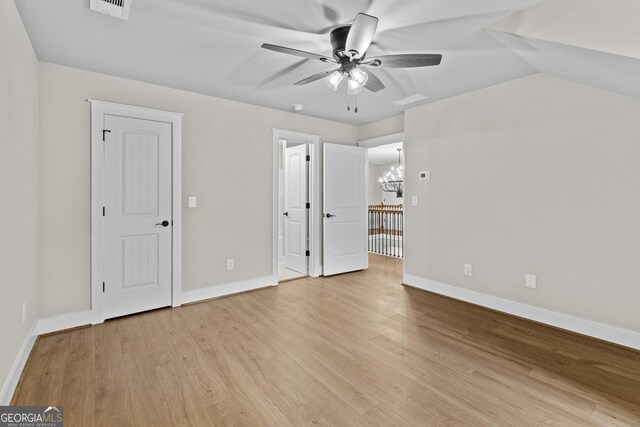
[155,220,170,227]
[283,212,289,216]
[325,213,336,218]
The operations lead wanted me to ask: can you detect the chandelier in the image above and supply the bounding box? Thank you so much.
[379,148,403,197]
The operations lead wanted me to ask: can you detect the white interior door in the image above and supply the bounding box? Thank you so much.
[323,143,368,276]
[284,144,308,274]
[103,115,173,319]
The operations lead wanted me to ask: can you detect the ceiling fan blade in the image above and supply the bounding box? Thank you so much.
[367,54,442,68]
[293,69,337,86]
[364,71,385,93]
[260,59,308,86]
[345,13,378,59]
[261,44,335,63]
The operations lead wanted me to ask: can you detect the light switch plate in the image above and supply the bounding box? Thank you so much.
[188,196,197,208]
[411,196,418,206]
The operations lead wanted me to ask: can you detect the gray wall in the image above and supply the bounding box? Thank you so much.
[404,73,640,332]
[367,164,385,205]
[359,115,404,141]
[0,1,39,395]
[38,63,358,318]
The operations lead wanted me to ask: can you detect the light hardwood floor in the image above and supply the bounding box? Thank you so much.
[13,255,640,426]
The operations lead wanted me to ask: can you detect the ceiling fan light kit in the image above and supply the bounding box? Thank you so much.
[325,70,345,91]
[261,12,442,112]
[347,75,365,95]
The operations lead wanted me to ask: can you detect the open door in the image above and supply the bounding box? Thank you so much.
[323,143,368,276]
[283,144,309,274]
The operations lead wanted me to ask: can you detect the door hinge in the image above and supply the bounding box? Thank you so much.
[306,154,310,161]
[102,206,105,217]
[102,129,111,141]
[306,202,310,209]
[102,282,105,292]
[306,250,310,257]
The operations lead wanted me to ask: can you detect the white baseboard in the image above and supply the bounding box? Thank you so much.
[403,274,640,350]
[36,276,278,334]
[0,321,38,405]
[37,310,93,336]
[180,276,277,305]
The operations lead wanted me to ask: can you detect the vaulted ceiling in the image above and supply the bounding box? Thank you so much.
[15,0,640,125]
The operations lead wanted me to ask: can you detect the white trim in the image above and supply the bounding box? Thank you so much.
[87,99,184,117]
[0,322,38,405]
[90,100,183,324]
[37,311,93,336]
[403,274,640,350]
[171,119,183,307]
[180,276,277,305]
[357,132,404,148]
[272,129,322,279]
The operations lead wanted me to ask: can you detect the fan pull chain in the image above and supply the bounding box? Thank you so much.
[355,95,358,113]
[347,95,350,111]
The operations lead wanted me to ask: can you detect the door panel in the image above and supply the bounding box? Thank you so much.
[122,133,159,215]
[121,234,159,288]
[323,143,368,276]
[330,221,360,256]
[284,144,308,274]
[104,115,172,319]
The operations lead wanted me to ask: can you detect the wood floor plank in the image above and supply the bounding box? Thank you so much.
[59,327,95,427]
[95,320,135,427]
[13,333,70,405]
[11,254,640,425]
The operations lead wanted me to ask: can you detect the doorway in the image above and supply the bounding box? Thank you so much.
[359,133,405,262]
[90,100,183,324]
[278,140,310,281]
[272,130,369,280]
[272,129,321,281]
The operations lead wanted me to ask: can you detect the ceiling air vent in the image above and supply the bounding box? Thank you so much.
[89,0,131,20]
[392,94,429,106]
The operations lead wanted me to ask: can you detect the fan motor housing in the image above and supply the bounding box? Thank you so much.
[330,26,351,60]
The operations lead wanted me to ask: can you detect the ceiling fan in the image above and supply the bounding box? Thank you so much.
[261,12,442,99]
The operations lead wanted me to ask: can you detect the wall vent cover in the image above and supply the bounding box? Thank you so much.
[89,0,131,20]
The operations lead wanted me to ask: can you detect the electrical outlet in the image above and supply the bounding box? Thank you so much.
[188,196,197,208]
[227,259,234,270]
[22,303,27,323]
[464,264,473,276]
[526,274,537,289]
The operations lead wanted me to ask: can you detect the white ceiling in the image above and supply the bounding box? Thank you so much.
[16,0,640,126]
[490,0,640,60]
[15,0,541,125]
[488,0,640,102]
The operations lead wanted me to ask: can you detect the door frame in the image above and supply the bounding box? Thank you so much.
[89,100,183,325]
[272,129,321,278]
[357,132,404,149]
